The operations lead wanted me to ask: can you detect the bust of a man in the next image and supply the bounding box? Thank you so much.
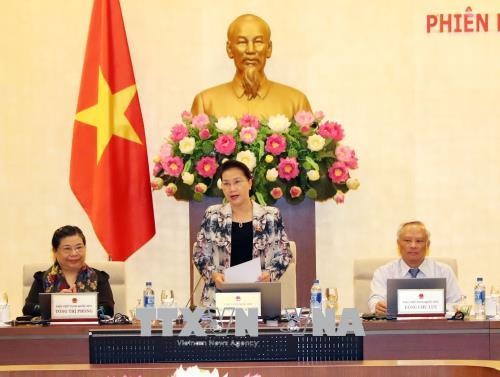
[191,14,312,119]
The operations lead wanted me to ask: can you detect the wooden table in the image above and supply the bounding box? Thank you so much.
[0,360,499,377]
[0,320,498,365]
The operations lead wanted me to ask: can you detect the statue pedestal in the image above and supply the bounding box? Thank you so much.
[188,198,316,307]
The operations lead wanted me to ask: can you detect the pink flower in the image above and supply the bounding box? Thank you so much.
[159,143,173,159]
[194,183,207,193]
[192,113,210,129]
[199,128,211,140]
[239,126,257,144]
[239,114,260,129]
[151,177,163,190]
[290,186,302,198]
[170,124,189,142]
[152,162,162,176]
[294,110,314,128]
[161,156,184,177]
[165,183,177,196]
[334,191,345,204]
[300,125,311,134]
[214,134,236,155]
[318,121,344,141]
[335,145,358,169]
[314,111,325,121]
[270,187,283,199]
[265,134,287,155]
[328,161,349,183]
[277,157,300,181]
[181,110,192,123]
[196,156,218,178]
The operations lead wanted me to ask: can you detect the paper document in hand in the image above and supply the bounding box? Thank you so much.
[224,257,261,283]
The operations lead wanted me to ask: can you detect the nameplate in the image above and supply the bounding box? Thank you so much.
[215,292,261,316]
[397,288,445,316]
[51,292,98,320]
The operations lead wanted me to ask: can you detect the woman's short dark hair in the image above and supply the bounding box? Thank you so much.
[220,160,252,180]
[51,225,86,250]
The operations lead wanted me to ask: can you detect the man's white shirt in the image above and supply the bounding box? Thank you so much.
[368,258,462,313]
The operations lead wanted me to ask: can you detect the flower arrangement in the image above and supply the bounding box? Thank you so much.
[152,110,359,205]
[171,365,260,377]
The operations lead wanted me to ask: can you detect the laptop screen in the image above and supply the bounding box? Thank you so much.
[387,278,446,319]
[216,282,281,319]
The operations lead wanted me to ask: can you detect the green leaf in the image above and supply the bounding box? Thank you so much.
[255,192,267,206]
[193,192,204,202]
[306,188,317,199]
[305,156,319,171]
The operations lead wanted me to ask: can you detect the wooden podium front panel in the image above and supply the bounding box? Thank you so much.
[0,324,89,365]
[363,319,491,360]
[491,320,500,360]
[189,198,316,307]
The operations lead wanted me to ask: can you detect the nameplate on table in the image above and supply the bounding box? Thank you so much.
[215,292,261,316]
[397,288,445,317]
[51,292,98,321]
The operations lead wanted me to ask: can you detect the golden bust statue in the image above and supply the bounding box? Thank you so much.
[191,14,312,119]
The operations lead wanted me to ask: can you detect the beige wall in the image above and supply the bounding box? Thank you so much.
[1,0,499,315]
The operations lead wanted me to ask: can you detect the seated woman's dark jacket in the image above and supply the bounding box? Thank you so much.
[22,268,115,316]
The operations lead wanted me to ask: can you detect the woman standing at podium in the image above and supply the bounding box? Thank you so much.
[23,225,114,316]
[193,160,292,307]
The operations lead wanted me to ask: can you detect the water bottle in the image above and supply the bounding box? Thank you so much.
[143,282,155,308]
[474,277,486,319]
[310,280,322,316]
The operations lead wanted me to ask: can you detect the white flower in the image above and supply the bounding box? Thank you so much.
[215,116,237,133]
[307,134,326,152]
[179,136,195,154]
[172,365,224,377]
[236,150,257,171]
[268,114,291,133]
[266,168,278,182]
[181,172,194,186]
[217,178,222,189]
[307,170,320,181]
[346,177,360,190]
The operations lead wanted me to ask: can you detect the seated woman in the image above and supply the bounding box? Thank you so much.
[193,160,292,307]
[23,225,114,316]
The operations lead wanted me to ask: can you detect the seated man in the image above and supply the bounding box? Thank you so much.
[368,221,462,314]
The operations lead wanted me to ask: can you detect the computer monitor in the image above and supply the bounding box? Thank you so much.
[217,282,281,319]
[387,278,446,319]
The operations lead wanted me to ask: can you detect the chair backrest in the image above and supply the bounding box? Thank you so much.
[192,241,297,309]
[22,261,126,316]
[353,257,458,313]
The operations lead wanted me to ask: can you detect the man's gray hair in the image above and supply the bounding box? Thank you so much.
[397,221,430,240]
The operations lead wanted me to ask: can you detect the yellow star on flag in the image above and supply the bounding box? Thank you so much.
[75,67,142,162]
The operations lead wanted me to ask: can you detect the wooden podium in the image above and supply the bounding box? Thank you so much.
[188,197,316,307]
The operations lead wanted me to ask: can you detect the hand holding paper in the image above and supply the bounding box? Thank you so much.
[224,258,261,283]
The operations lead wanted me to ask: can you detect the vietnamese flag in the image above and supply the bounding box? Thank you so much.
[70,0,155,261]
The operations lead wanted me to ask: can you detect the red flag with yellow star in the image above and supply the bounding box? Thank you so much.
[70,0,155,261]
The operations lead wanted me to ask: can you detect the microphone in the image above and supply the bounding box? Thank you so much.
[184,273,204,311]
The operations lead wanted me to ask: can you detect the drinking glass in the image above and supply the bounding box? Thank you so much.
[129,298,142,321]
[160,289,175,307]
[491,285,500,315]
[325,287,339,312]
